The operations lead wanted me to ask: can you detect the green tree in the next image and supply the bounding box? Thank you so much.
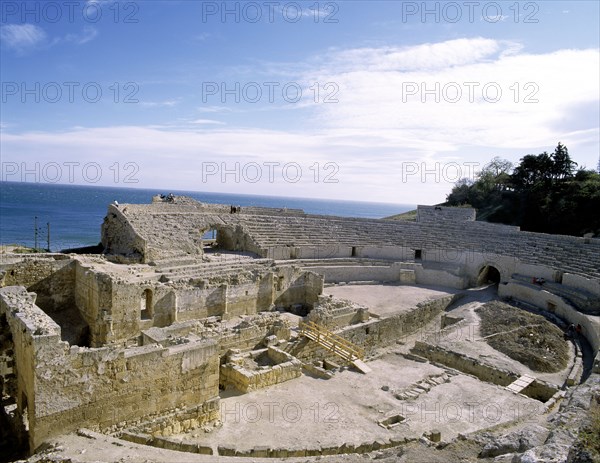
[446,177,472,205]
[511,152,554,189]
[443,144,600,236]
[551,142,577,180]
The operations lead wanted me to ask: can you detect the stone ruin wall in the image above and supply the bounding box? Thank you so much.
[339,294,465,355]
[307,296,370,330]
[101,203,268,264]
[0,286,220,452]
[411,341,559,402]
[141,312,291,357]
[74,261,113,346]
[293,294,464,364]
[1,255,323,348]
[302,261,415,284]
[219,346,302,393]
[0,255,75,314]
[100,205,147,262]
[72,263,323,347]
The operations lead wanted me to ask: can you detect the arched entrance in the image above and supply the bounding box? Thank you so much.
[200,225,236,253]
[477,265,501,286]
[140,289,153,320]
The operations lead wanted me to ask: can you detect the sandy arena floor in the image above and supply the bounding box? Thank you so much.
[323,283,459,317]
[180,351,540,454]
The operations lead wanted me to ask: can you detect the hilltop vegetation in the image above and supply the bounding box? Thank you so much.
[445,143,600,236]
[384,209,417,221]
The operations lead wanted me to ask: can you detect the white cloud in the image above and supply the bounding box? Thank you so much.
[66,26,98,45]
[307,39,599,152]
[140,99,180,108]
[196,106,234,113]
[315,38,503,73]
[1,24,98,53]
[190,119,226,125]
[2,38,598,204]
[0,24,46,52]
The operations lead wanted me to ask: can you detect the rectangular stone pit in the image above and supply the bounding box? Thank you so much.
[378,414,406,429]
[220,346,302,393]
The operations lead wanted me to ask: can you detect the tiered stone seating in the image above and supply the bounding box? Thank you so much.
[110,198,600,282]
[511,274,600,314]
[416,205,476,223]
[156,258,274,282]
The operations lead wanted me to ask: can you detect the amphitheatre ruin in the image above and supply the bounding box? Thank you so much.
[0,196,599,462]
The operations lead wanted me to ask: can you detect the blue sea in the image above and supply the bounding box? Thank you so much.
[0,182,414,252]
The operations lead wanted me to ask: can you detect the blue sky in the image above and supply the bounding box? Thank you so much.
[1,0,599,204]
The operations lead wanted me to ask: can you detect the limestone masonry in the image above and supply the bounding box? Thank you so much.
[0,196,598,462]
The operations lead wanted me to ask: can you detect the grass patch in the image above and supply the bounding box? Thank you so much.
[476,301,569,373]
[577,396,600,460]
[384,209,417,221]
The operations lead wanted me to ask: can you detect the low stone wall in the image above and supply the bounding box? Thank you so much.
[0,255,74,308]
[341,294,465,354]
[120,432,213,455]
[499,280,600,352]
[220,347,302,393]
[292,294,463,363]
[124,398,220,439]
[142,313,292,357]
[217,436,415,458]
[306,263,407,284]
[415,265,469,289]
[218,317,291,355]
[412,341,558,402]
[307,296,369,330]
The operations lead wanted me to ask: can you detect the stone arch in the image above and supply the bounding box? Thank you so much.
[200,224,239,252]
[477,264,501,286]
[199,223,221,249]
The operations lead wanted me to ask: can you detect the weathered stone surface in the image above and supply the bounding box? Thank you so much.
[515,443,571,463]
[479,425,548,458]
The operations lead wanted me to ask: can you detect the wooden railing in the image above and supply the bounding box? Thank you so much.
[298,321,364,361]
